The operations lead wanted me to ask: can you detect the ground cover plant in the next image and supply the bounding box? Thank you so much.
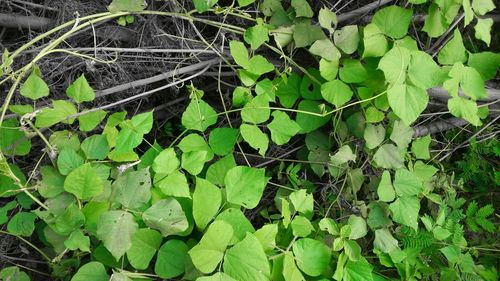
[0,0,499,280]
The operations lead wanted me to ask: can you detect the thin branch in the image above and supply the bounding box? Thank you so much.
[0,13,54,30]
[337,0,393,24]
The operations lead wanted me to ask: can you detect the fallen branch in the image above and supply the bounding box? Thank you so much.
[0,13,54,30]
[412,118,468,137]
[428,87,500,102]
[337,0,393,24]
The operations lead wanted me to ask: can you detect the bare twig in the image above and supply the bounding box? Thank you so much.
[337,0,393,24]
[0,13,54,30]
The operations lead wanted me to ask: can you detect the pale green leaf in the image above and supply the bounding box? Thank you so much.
[283,253,305,281]
[66,74,95,103]
[309,39,341,61]
[378,46,411,85]
[362,23,388,58]
[372,5,413,39]
[79,110,107,132]
[344,259,373,281]
[155,170,191,198]
[339,59,367,83]
[364,124,385,150]
[241,94,270,124]
[393,169,423,196]
[215,208,255,244]
[126,228,162,270]
[292,238,331,277]
[209,128,238,156]
[81,134,109,160]
[230,41,249,69]
[293,23,326,48]
[152,148,179,175]
[291,0,313,18]
[377,171,395,202]
[438,29,468,65]
[334,25,359,54]
[244,19,269,50]
[348,215,368,240]
[155,240,189,278]
[192,0,218,12]
[7,212,36,236]
[289,189,314,218]
[64,230,90,252]
[295,100,331,133]
[321,79,353,108]
[319,58,339,81]
[472,0,495,15]
[318,8,337,34]
[97,210,138,260]
[389,196,420,230]
[390,120,413,149]
[142,198,189,237]
[291,215,314,237]
[225,166,269,209]
[474,18,493,46]
[411,135,431,160]
[268,111,300,145]
[114,167,151,209]
[64,163,103,199]
[182,150,208,175]
[71,262,109,281]
[448,96,481,126]
[240,124,269,156]
[374,228,399,253]
[182,99,218,132]
[20,73,49,100]
[193,177,221,230]
[387,83,428,125]
[35,100,77,127]
[373,144,404,169]
[408,51,446,89]
[422,4,448,38]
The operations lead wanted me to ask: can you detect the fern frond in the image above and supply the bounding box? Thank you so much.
[466,201,478,217]
[476,205,494,218]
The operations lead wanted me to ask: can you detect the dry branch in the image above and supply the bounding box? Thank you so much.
[337,0,393,24]
[0,13,54,30]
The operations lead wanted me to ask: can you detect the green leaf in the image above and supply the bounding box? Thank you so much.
[293,23,326,48]
[209,128,238,156]
[408,51,446,89]
[237,0,256,7]
[438,29,467,65]
[240,124,269,156]
[283,253,305,281]
[291,0,313,18]
[378,46,411,85]
[232,86,252,107]
[0,201,17,225]
[244,19,269,50]
[223,233,271,281]
[291,215,314,237]
[0,266,30,281]
[289,190,313,219]
[260,0,282,16]
[81,134,109,160]
[389,196,420,230]
[390,120,413,149]
[64,230,90,252]
[57,148,84,175]
[373,144,404,169]
[242,94,270,124]
[189,220,233,273]
[254,224,278,252]
[66,74,95,103]
[411,135,431,159]
[344,259,374,281]
[192,0,218,12]
[373,228,398,253]
[35,100,77,127]
[206,154,236,186]
[344,240,362,261]
[8,104,33,115]
[114,167,151,209]
[20,73,49,100]
[268,111,301,145]
[127,110,153,134]
[142,198,189,237]
[319,58,339,81]
[321,79,353,108]
[334,25,359,54]
[387,83,428,125]
[474,18,493,46]
[377,171,395,202]
[152,148,179,175]
[247,55,275,75]
[422,4,448,37]
[339,59,368,83]
[309,39,341,61]
[71,262,109,281]
[197,273,237,281]
[472,0,495,15]
[193,177,221,230]
[276,73,301,108]
[126,228,162,270]
[215,208,255,244]
[295,100,331,133]
[318,8,337,34]
[393,169,423,196]
[97,210,138,260]
[348,215,368,240]
[364,124,385,150]
[54,203,85,235]
[108,0,146,12]
[292,238,331,277]
[182,99,218,132]
[468,52,500,80]
[64,163,103,199]
[372,5,413,39]
[155,170,190,198]
[0,119,31,156]
[79,110,107,132]
[448,96,481,126]
[182,151,208,175]
[225,166,269,209]
[155,240,189,278]
[230,41,250,69]
[7,212,36,236]
[362,23,388,58]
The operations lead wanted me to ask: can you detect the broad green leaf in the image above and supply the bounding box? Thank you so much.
[71,262,109,281]
[390,120,413,149]
[155,170,190,198]
[295,100,331,133]
[474,18,493,46]
[283,253,305,281]
[64,163,103,199]
[197,273,237,281]
[319,58,339,81]
[367,202,392,230]
[54,203,85,235]
[289,189,314,218]
[230,41,249,69]
[224,233,271,281]
[240,124,269,156]
[189,220,233,273]
[468,52,500,80]
[152,148,179,175]
[115,128,141,153]
[193,177,221,230]
[300,68,323,100]
[291,0,313,18]
[64,230,90,252]
[232,86,252,107]
[339,59,367,83]
[389,196,420,230]
[8,104,33,115]
[292,238,331,277]
[422,4,447,37]
[108,0,145,12]
[79,110,107,132]
[237,0,256,7]
[276,73,301,108]
[319,218,340,236]
[387,83,428,125]
[239,69,259,86]
[309,39,341,61]
[438,29,467,65]
[372,5,413,39]
[244,19,269,49]
[318,7,337,34]
[0,202,17,225]
[321,79,353,108]
[291,215,314,237]
[472,0,495,15]
[334,25,359,54]
[20,73,49,100]
[362,23,388,58]
[225,166,269,209]
[215,208,255,244]
[413,161,438,182]
[293,23,326,48]
[268,111,300,145]
[7,212,36,236]
[126,228,162,270]
[114,167,151,209]
[330,145,356,167]
[365,106,384,123]
[254,224,278,252]
[247,55,275,75]
[408,51,446,89]
[182,99,218,132]
[81,134,109,160]
[445,63,487,100]
[49,131,80,151]
[209,128,238,156]
[0,266,30,281]
[142,198,189,236]
[393,169,423,196]
[35,100,77,127]
[348,215,368,240]
[255,78,275,102]
[0,164,26,198]
[377,171,395,202]
[97,210,138,260]
[206,154,236,186]
[192,0,218,12]
[344,259,374,281]
[155,240,189,278]
[241,94,270,124]
[182,150,208,175]
[260,0,282,16]
[0,119,31,156]
[66,74,95,103]
[378,46,411,85]
[344,240,362,261]
[448,96,481,126]
[373,144,404,169]
[272,25,294,47]
[411,135,431,159]
[364,124,385,150]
